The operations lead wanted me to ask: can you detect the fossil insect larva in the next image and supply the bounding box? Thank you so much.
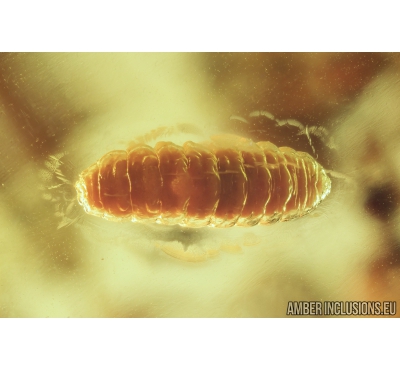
[75,135,331,228]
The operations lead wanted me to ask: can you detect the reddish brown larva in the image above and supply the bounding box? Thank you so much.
[75,135,331,228]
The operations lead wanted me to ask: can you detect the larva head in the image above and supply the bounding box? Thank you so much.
[75,162,104,219]
[75,150,133,220]
[75,147,162,222]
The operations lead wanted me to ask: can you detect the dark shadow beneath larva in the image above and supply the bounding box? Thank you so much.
[133,223,209,250]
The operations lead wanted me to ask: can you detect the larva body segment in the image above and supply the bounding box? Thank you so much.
[75,135,331,228]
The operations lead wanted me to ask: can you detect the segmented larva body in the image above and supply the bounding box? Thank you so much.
[75,136,331,228]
